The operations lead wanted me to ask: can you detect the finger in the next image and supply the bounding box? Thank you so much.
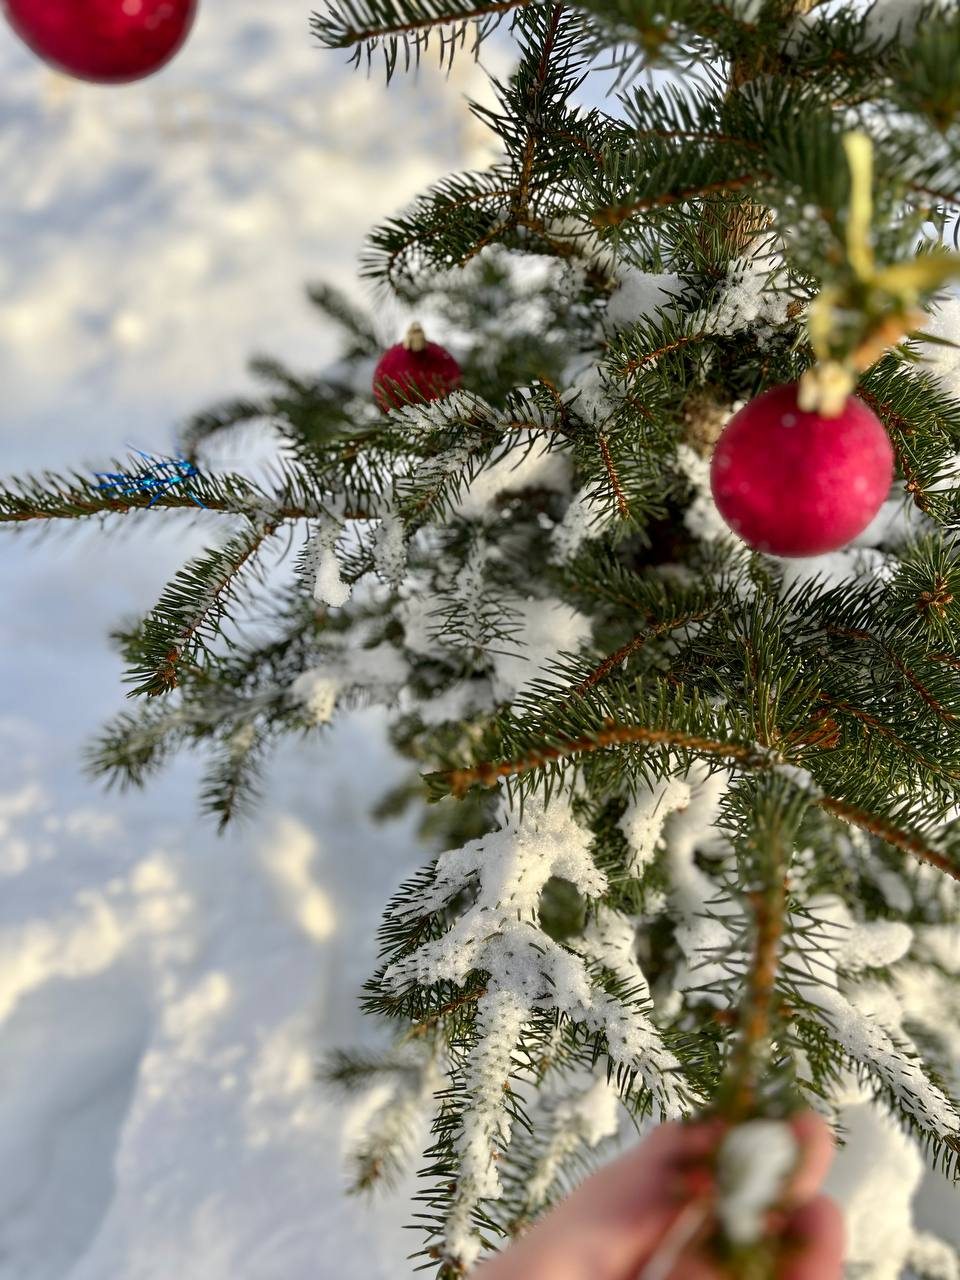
[784,1113,836,1206]
[640,1118,729,1166]
[471,1194,683,1280]
[656,1249,725,1280]
[564,1120,727,1211]
[473,1122,727,1280]
[778,1196,845,1280]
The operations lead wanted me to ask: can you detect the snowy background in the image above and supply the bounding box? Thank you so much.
[2,3,959,1278]
[0,4,493,1276]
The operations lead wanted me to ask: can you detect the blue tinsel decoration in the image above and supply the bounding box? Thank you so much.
[95,449,208,509]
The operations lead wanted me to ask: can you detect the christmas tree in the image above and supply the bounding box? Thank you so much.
[4,0,960,1274]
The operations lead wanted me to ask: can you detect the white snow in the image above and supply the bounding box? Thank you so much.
[384,794,690,1264]
[832,916,913,974]
[863,0,950,43]
[557,1077,622,1149]
[605,268,682,330]
[917,295,960,400]
[550,484,617,562]
[619,774,698,878]
[372,512,408,585]
[311,520,352,609]
[653,763,740,1004]
[674,442,743,549]
[524,1078,622,1209]
[716,1120,798,1246]
[776,545,897,594]
[567,363,619,427]
[288,642,410,726]
[541,215,618,280]
[445,987,529,1266]
[852,493,927,548]
[576,906,699,1110]
[908,1232,960,1280]
[489,597,593,700]
[289,671,340,725]
[915,925,960,974]
[0,713,428,1280]
[416,792,608,921]
[773,762,824,798]
[792,898,960,1144]
[704,245,793,342]
[824,1098,925,1280]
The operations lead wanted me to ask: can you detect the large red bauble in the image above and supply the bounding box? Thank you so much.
[373,324,462,413]
[3,0,197,83]
[710,382,893,557]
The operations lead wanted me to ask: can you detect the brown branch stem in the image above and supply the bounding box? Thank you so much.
[596,432,630,520]
[570,611,713,699]
[613,332,708,379]
[825,624,957,725]
[818,797,960,883]
[0,493,371,525]
[591,174,762,229]
[723,866,788,1123]
[443,722,759,797]
[439,722,960,881]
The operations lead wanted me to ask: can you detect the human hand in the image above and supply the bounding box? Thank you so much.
[473,1112,843,1280]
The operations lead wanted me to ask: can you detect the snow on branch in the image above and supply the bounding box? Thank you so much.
[384,794,692,1266]
[522,1078,621,1211]
[789,899,960,1146]
[308,512,353,606]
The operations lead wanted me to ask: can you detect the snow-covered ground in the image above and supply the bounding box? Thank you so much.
[0,714,425,1280]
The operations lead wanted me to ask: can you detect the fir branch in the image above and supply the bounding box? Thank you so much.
[718,782,800,1122]
[817,693,957,781]
[591,173,762,229]
[435,713,960,882]
[0,465,267,524]
[312,0,529,61]
[437,720,760,798]
[818,797,960,885]
[570,610,714,699]
[126,521,279,698]
[504,4,561,221]
[608,328,710,381]
[304,281,381,356]
[201,726,268,831]
[824,624,959,727]
[405,985,488,1039]
[595,431,630,519]
[0,461,358,527]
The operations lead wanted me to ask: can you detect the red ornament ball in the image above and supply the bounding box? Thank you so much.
[373,323,462,413]
[710,381,894,557]
[3,0,197,83]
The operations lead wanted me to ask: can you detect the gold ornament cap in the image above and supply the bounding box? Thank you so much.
[402,322,427,353]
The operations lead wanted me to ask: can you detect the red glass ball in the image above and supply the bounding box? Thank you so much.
[710,382,894,557]
[3,0,197,83]
[373,333,462,413]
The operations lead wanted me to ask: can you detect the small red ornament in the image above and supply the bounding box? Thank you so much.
[710,381,893,557]
[373,323,462,413]
[3,0,197,84]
